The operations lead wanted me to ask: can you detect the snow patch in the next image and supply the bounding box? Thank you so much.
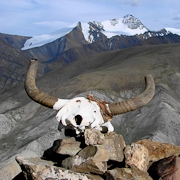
[165,27,180,36]
[80,22,91,42]
[21,23,77,50]
[102,18,147,37]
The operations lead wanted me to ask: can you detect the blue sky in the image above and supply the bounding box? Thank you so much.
[1,0,180,36]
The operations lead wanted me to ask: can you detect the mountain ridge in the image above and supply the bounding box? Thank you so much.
[1,14,180,93]
[21,14,179,50]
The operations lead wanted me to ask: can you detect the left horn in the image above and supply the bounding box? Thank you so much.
[108,74,155,115]
[24,58,58,108]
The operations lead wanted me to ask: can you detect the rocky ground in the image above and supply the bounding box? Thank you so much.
[15,129,180,179]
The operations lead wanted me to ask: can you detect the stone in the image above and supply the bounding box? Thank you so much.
[124,143,149,172]
[16,156,92,180]
[105,167,153,180]
[72,158,107,175]
[102,133,126,162]
[71,145,109,175]
[78,145,109,161]
[86,174,104,180]
[0,160,22,180]
[56,137,81,156]
[157,156,180,180]
[136,139,180,162]
[78,145,97,159]
[84,129,104,145]
[61,155,86,170]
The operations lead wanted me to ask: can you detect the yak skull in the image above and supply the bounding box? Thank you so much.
[54,96,114,134]
[25,59,155,134]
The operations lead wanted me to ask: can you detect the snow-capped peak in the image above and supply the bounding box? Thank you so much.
[21,14,180,50]
[21,15,149,50]
[122,14,147,30]
[91,16,148,39]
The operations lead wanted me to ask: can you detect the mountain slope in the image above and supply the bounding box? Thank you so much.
[0,38,30,93]
[0,32,30,50]
[1,44,180,178]
[1,14,180,93]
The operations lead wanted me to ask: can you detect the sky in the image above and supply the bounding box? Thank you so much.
[1,0,180,37]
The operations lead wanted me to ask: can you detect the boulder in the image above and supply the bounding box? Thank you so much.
[72,158,107,175]
[105,167,152,180]
[62,145,109,175]
[136,139,180,162]
[56,137,81,156]
[84,129,105,145]
[102,133,126,162]
[124,143,149,171]
[157,155,180,180]
[16,156,97,180]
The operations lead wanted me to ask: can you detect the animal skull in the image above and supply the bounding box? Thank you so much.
[54,96,114,134]
[25,58,155,134]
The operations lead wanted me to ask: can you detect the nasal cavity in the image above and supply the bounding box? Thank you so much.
[75,115,83,125]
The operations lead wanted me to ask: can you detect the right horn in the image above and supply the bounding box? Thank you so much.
[24,58,58,108]
[108,74,155,115]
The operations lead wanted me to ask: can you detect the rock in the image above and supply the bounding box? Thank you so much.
[86,174,104,180]
[16,156,92,180]
[61,155,86,169]
[157,155,180,180]
[78,145,109,161]
[0,160,22,180]
[71,145,109,175]
[136,139,180,162]
[78,145,98,159]
[72,158,107,175]
[56,137,81,156]
[102,133,126,162]
[124,143,149,172]
[105,167,153,180]
[84,129,104,145]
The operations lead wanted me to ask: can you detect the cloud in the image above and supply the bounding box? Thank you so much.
[173,14,180,20]
[119,0,142,6]
[34,20,71,29]
[128,0,142,6]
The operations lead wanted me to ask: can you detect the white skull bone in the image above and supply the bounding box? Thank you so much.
[54,97,114,134]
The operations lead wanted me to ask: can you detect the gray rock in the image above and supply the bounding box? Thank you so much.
[84,128,105,145]
[61,155,85,170]
[105,167,152,180]
[0,114,17,138]
[56,137,81,156]
[72,145,109,175]
[102,133,126,162]
[16,156,91,180]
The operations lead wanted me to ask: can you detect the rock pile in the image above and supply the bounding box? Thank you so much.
[16,129,180,180]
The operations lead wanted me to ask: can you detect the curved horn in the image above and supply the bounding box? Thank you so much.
[108,74,155,115]
[25,58,58,108]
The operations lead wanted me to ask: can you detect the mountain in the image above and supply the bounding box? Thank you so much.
[21,14,148,50]
[0,32,30,50]
[16,15,180,74]
[1,44,180,179]
[21,14,180,51]
[0,14,180,94]
[1,14,180,179]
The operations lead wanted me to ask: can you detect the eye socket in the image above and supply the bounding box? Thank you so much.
[75,115,83,125]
